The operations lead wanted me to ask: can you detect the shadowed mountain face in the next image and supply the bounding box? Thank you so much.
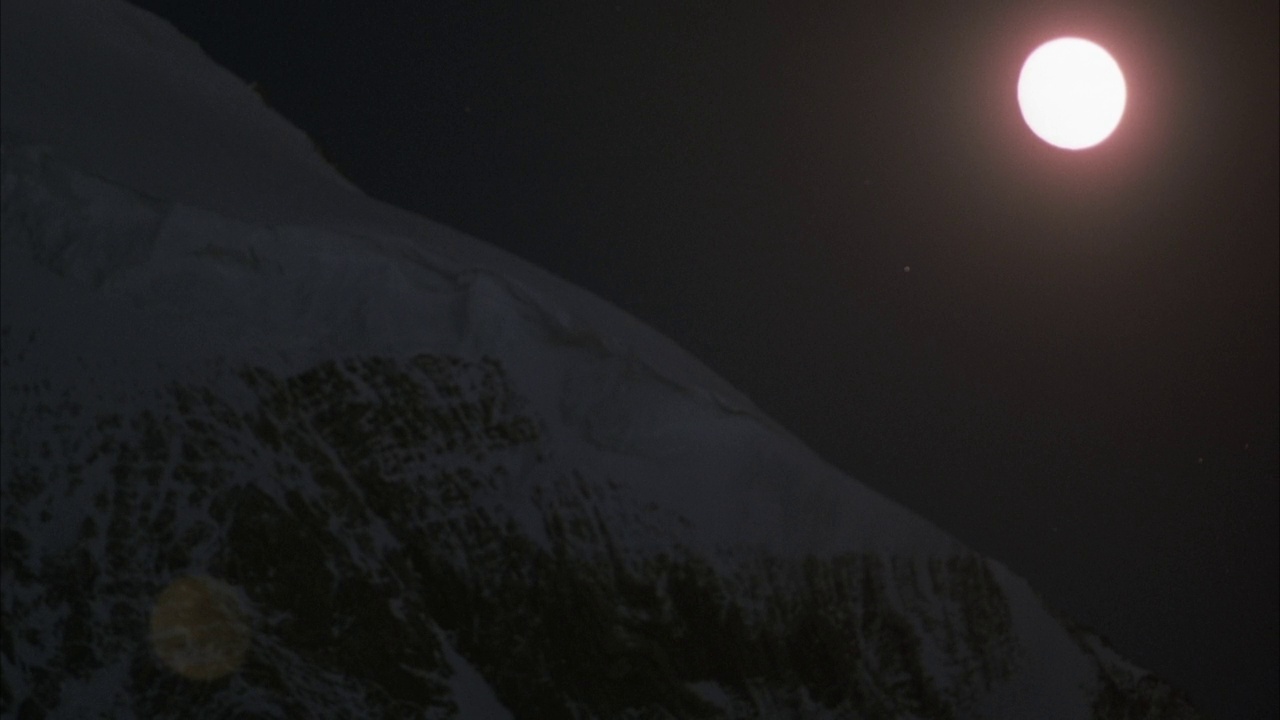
[1,1,1203,718]
[3,347,1020,718]
[0,148,1200,720]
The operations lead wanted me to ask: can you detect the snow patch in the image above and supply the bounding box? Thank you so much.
[436,631,515,720]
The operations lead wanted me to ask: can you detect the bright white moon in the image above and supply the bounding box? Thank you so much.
[1018,38,1126,150]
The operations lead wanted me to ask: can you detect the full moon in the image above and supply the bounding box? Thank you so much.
[1017,38,1126,150]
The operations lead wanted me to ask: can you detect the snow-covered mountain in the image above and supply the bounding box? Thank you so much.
[0,0,1203,717]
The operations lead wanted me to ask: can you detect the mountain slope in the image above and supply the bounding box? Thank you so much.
[1,0,1201,718]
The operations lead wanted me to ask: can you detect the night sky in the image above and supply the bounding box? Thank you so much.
[126,2,1278,716]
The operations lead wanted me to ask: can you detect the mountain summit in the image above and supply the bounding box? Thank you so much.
[1,0,1201,717]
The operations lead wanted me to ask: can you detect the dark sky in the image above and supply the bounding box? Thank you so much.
[127,1,1278,717]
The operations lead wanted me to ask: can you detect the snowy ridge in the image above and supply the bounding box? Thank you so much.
[0,0,769,430]
[1,0,1205,718]
[0,0,357,219]
[1,140,960,559]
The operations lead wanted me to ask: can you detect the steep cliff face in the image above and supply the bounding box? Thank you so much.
[1,1,1203,718]
[0,143,1198,720]
[0,340,1020,717]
